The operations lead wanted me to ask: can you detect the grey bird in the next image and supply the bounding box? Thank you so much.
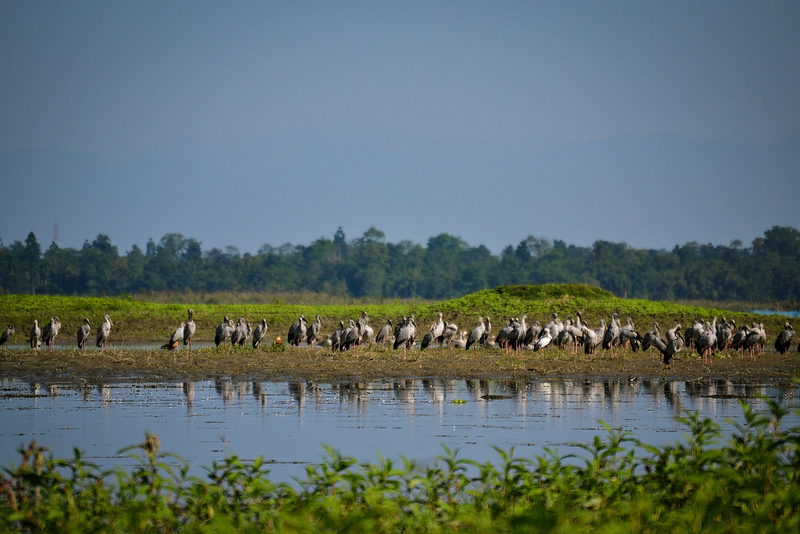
[393,316,417,359]
[342,319,359,352]
[696,319,717,364]
[77,318,91,354]
[619,317,643,353]
[440,321,458,349]
[376,319,393,346]
[330,320,345,351]
[306,315,323,348]
[602,312,621,357]
[495,318,516,353]
[288,316,308,347]
[183,309,196,351]
[214,316,234,347]
[420,324,436,350]
[775,322,794,356]
[41,317,62,352]
[231,318,251,347]
[253,319,268,349]
[96,315,112,349]
[582,325,601,356]
[1,324,15,346]
[465,317,486,355]
[30,319,42,353]
[641,323,662,353]
[652,327,684,369]
[162,322,185,350]
[508,315,528,356]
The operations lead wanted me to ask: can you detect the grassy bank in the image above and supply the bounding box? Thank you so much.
[2,399,799,532]
[0,284,793,342]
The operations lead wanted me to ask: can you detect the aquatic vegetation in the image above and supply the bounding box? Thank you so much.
[2,399,799,532]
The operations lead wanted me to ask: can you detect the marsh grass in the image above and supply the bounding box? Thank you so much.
[2,398,799,532]
[1,284,793,344]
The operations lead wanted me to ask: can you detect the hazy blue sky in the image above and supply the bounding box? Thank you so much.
[2,1,798,255]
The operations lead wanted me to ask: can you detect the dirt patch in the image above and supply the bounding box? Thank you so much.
[2,346,799,387]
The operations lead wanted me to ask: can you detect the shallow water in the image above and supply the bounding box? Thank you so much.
[1,377,797,483]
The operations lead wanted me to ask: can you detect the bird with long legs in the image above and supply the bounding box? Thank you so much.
[183,309,196,352]
[215,316,235,347]
[466,317,486,356]
[77,318,91,354]
[775,322,794,356]
[1,324,16,347]
[253,319,268,350]
[41,317,61,353]
[162,322,185,350]
[96,315,112,350]
[307,315,323,348]
[30,320,41,353]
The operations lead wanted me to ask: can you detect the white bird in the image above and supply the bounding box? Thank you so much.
[534,328,552,352]
[96,315,112,349]
[452,330,467,349]
[77,318,91,354]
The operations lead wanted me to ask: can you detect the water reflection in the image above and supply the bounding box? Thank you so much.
[1,377,796,483]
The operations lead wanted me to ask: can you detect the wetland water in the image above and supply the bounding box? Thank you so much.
[2,377,797,482]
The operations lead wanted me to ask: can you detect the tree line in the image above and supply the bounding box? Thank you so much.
[1,226,799,302]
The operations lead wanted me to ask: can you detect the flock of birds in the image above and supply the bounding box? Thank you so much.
[1,315,114,354]
[2,309,796,369]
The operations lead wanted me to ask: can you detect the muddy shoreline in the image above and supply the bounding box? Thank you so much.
[1,346,799,387]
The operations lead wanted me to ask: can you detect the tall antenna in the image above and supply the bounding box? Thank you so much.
[53,222,59,247]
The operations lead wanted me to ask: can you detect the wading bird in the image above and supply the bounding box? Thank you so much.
[376,319,393,346]
[183,309,196,351]
[775,322,794,356]
[253,319,268,349]
[307,315,323,348]
[466,317,486,355]
[30,320,41,353]
[162,322,185,350]
[41,317,62,353]
[96,315,112,349]
[77,318,91,354]
[288,316,308,347]
[1,324,15,346]
[215,316,235,347]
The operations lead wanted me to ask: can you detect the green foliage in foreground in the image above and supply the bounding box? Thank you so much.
[0,284,789,341]
[3,400,800,532]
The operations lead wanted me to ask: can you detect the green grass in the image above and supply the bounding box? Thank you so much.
[2,398,799,532]
[0,284,794,342]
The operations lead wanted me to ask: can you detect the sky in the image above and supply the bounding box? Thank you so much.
[1,1,799,256]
